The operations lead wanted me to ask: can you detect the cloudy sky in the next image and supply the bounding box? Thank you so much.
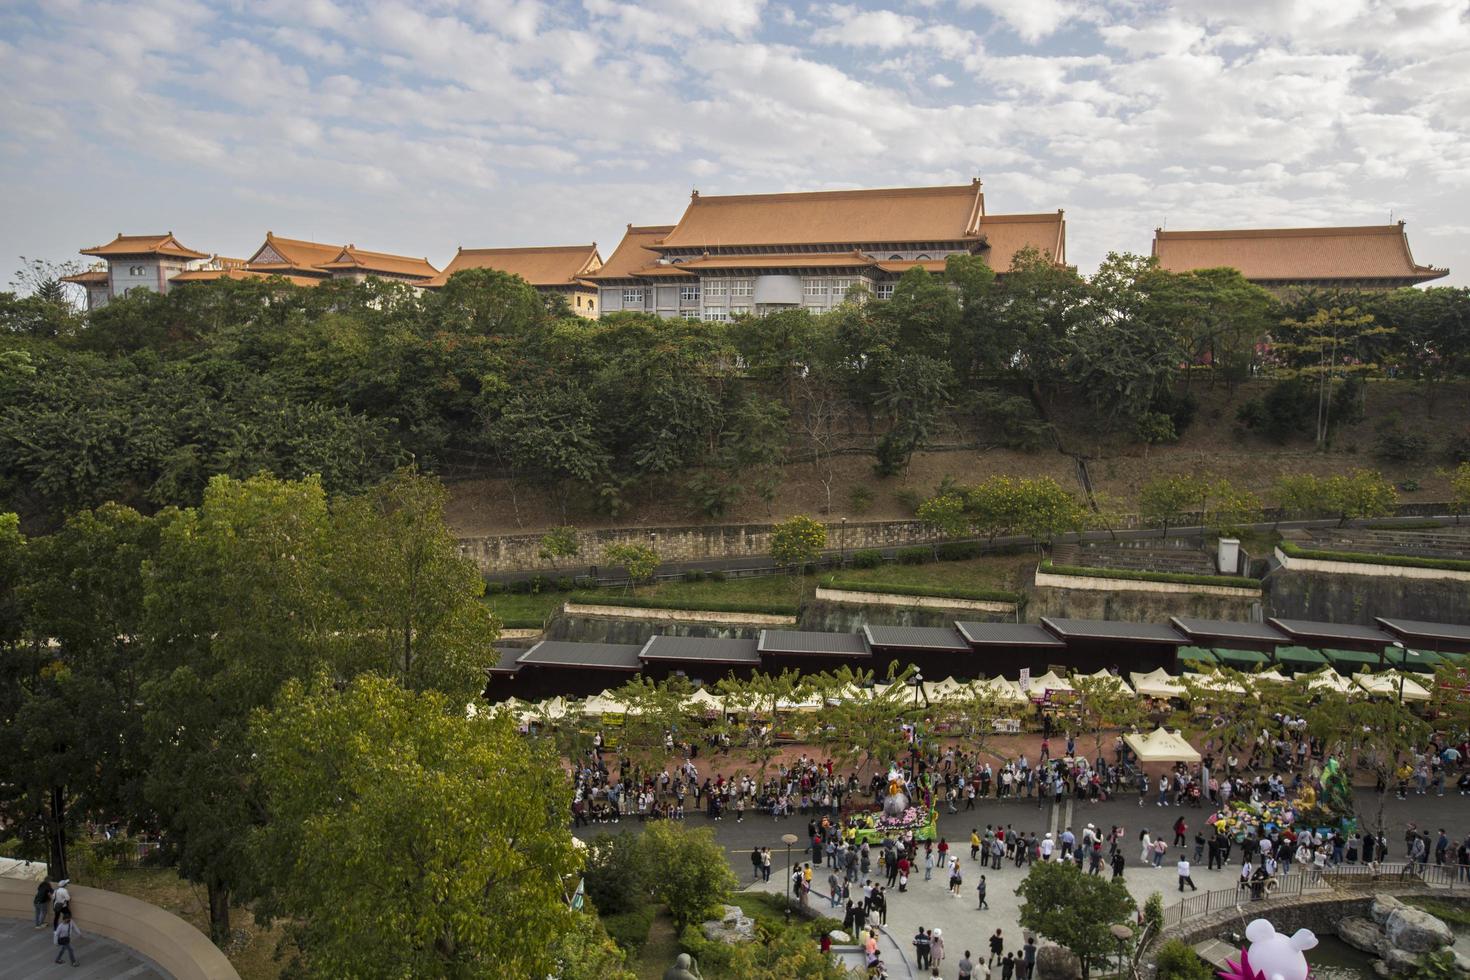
[3,0,1467,286]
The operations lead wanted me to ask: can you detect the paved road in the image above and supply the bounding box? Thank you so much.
[0,916,166,979]
[574,787,1470,979]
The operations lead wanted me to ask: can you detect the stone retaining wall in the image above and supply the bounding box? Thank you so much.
[814,586,1018,614]
[1035,569,1261,598]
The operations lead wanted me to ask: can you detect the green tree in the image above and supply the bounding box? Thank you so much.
[1274,306,1391,449]
[639,821,736,932]
[1012,477,1088,545]
[718,669,808,780]
[1327,469,1397,525]
[770,514,827,602]
[1275,474,1336,520]
[1206,479,1264,538]
[726,922,851,979]
[1153,939,1212,980]
[917,493,969,558]
[1451,461,1470,522]
[610,674,694,768]
[1070,671,1146,763]
[1016,860,1137,977]
[1139,474,1209,535]
[539,525,581,569]
[603,543,659,594]
[251,673,580,977]
[552,910,638,980]
[1305,689,1429,834]
[810,664,919,775]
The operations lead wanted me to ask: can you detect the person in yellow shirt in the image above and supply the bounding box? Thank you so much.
[804,862,813,884]
[971,830,981,861]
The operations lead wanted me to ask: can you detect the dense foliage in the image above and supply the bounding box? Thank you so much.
[7,259,1468,528]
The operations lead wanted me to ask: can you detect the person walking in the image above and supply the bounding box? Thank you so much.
[931,928,946,973]
[1177,854,1197,891]
[914,928,932,971]
[51,878,71,929]
[33,877,53,929]
[53,911,81,967]
[977,873,989,909]
[1022,936,1038,980]
[959,949,976,980]
[1002,952,1017,980]
[751,846,762,881]
[829,870,842,909]
[761,847,772,882]
[988,929,1004,967]
[1140,830,1153,865]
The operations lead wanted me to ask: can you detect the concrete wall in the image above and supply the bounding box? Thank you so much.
[459,519,938,573]
[0,877,240,979]
[1265,568,1470,626]
[1035,569,1260,598]
[1026,584,1262,623]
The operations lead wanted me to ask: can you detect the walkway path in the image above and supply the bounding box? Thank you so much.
[0,916,167,979]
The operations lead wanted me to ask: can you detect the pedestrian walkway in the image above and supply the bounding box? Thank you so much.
[0,916,167,979]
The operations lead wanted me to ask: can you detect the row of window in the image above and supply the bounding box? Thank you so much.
[620,280,896,307]
[621,286,706,305]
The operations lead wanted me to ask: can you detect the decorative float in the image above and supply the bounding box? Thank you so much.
[847,766,939,844]
[1220,919,1318,980]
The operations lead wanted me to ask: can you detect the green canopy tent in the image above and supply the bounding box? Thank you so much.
[1214,647,1269,669]
[1273,646,1328,670]
[1383,647,1443,674]
[1178,646,1219,670]
[1322,648,1381,673]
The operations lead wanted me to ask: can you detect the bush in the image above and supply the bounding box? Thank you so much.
[1142,891,1165,938]
[1154,939,1211,980]
[682,570,707,583]
[1374,414,1431,462]
[1236,378,1314,442]
[583,832,650,916]
[894,488,922,511]
[677,924,735,975]
[1278,541,1470,573]
[600,907,656,955]
[484,580,506,596]
[1444,427,1470,464]
[1038,560,1259,590]
[850,548,883,569]
[848,485,875,514]
[936,540,982,561]
[556,576,575,592]
[708,570,726,583]
[821,576,1021,603]
[575,593,799,615]
[896,546,929,565]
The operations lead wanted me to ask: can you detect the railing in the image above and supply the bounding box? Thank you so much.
[1162,872,1328,927]
[1319,861,1463,889]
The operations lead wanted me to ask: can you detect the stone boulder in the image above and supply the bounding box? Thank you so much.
[1338,916,1387,955]
[1034,943,1083,980]
[1384,907,1454,954]
[1371,895,1406,926]
[700,904,755,945]
[1382,949,1421,975]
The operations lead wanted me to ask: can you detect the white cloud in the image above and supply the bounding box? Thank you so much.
[958,0,1074,42]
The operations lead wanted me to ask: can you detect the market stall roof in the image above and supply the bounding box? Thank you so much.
[684,688,725,711]
[1170,617,1289,650]
[1177,646,1218,667]
[1322,647,1383,671]
[922,676,973,702]
[1124,726,1201,762]
[757,629,870,657]
[1383,646,1443,673]
[1041,618,1186,645]
[1075,668,1131,695]
[1354,671,1431,702]
[518,640,644,671]
[1183,669,1247,696]
[1267,618,1393,651]
[1253,669,1290,684]
[1213,647,1270,667]
[1274,646,1329,667]
[973,675,1029,704]
[955,622,1066,648]
[1025,670,1074,696]
[861,625,971,652]
[639,636,761,664]
[1129,668,1186,698]
[581,691,625,715]
[1376,618,1470,654]
[1305,668,1353,694]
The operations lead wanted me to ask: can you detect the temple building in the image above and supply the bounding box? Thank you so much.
[1151,222,1449,292]
[62,233,211,308]
[589,180,1067,321]
[420,244,602,318]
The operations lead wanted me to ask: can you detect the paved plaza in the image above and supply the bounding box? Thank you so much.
[0,916,166,979]
[575,788,1470,979]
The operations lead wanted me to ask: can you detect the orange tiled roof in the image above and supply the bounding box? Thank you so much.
[422,244,602,289]
[245,232,344,275]
[658,181,987,249]
[978,212,1067,269]
[61,269,109,285]
[80,233,207,260]
[171,268,323,288]
[626,265,697,278]
[677,251,881,270]
[583,225,675,280]
[875,259,951,274]
[316,244,438,280]
[1151,223,1448,283]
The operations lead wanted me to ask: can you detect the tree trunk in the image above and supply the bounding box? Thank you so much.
[48,786,67,880]
[207,879,231,946]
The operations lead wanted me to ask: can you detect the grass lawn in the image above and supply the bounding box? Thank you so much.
[88,867,285,980]
[1406,897,1470,929]
[633,909,681,980]
[816,553,1028,594]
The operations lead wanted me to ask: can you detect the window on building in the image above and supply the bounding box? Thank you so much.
[623,288,644,305]
[576,296,582,307]
[702,308,729,322]
[706,280,728,297]
[830,278,854,299]
[728,279,752,297]
[915,254,931,261]
[730,305,751,317]
[889,254,903,261]
[803,278,827,296]
[876,283,895,300]
[679,284,700,303]
[128,265,146,276]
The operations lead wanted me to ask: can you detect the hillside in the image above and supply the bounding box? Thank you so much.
[445,378,1469,536]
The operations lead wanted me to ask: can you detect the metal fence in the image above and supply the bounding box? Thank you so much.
[1163,872,1328,927]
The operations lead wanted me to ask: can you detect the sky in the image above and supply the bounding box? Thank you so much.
[2,0,1468,287]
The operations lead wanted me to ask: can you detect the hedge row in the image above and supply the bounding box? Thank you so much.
[1279,541,1470,573]
[496,617,546,630]
[1038,560,1261,590]
[567,593,799,616]
[820,577,1022,604]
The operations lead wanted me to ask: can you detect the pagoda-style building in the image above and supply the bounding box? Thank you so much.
[1151,222,1449,292]
[62,233,210,308]
[420,244,603,318]
[173,233,437,287]
[588,180,1067,321]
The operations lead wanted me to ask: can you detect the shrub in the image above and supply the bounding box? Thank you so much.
[1142,891,1165,938]
[894,488,922,511]
[1374,414,1431,462]
[708,570,726,583]
[682,570,707,583]
[848,485,875,514]
[1038,560,1259,590]
[850,548,883,569]
[575,594,800,615]
[936,540,982,561]
[1444,427,1470,464]
[1236,378,1314,442]
[1154,939,1211,980]
[600,907,656,955]
[821,577,1021,603]
[485,580,506,596]
[555,576,575,592]
[583,832,650,915]
[896,546,929,565]
[1278,542,1470,573]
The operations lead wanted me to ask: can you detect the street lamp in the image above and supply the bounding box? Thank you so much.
[782,832,800,907]
[840,517,848,566]
[1111,923,1133,978]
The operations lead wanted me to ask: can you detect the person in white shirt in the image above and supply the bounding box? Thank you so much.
[51,879,71,930]
[1040,833,1055,861]
[53,911,82,966]
[1177,856,1197,891]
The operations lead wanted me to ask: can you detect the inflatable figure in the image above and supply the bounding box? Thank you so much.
[1220,919,1317,980]
[883,764,910,816]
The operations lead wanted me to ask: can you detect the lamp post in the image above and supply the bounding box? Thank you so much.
[1392,641,1406,705]
[840,516,848,566]
[782,832,800,907]
[1111,923,1134,978]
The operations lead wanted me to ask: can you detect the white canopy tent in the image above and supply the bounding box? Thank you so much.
[582,691,625,716]
[1075,668,1130,696]
[1252,669,1290,684]
[1184,669,1247,697]
[923,676,972,703]
[1129,668,1186,699]
[1355,671,1431,703]
[1305,669,1354,695]
[1124,726,1202,763]
[1026,670,1074,698]
[684,688,725,713]
[974,675,1028,704]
